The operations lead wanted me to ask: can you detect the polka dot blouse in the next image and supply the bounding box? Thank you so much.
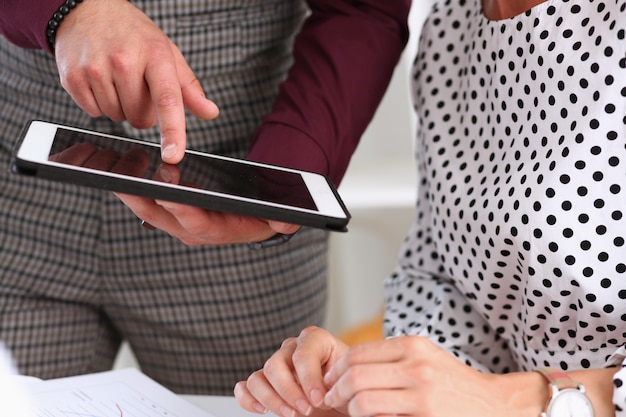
[384,0,626,411]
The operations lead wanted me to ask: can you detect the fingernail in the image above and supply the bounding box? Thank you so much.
[323,372,331,385]
[280,405,295,417]
[252,402,268,414]
[324,390,335,408]
[310,389,324,407]
[296,399,312,416]
[157,167,172,183]
[155,199,174,210]
[162,144,177,159]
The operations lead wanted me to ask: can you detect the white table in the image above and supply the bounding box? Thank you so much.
[183,395,276,417]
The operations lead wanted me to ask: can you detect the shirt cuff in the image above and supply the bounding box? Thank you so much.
[606,346,626,367]
[610,347,626,417]
[0,0,64,53]
[247,122,332,182]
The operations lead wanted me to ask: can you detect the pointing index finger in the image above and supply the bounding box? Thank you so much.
[144,53,186,164]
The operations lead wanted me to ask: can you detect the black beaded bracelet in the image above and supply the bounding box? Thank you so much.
[46,0,84,52]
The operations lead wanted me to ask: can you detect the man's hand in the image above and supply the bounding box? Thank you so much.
[53,0,219,164]
[52,0,302,247]
[115,162,300,245]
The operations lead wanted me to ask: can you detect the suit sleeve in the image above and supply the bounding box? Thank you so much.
[247,0,411,186]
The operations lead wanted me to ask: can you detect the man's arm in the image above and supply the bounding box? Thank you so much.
[248,0,411,185]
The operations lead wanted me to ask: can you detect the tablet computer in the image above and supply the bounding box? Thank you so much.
[11,120,350,232]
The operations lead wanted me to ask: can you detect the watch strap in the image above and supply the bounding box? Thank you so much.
[535,367,579,390]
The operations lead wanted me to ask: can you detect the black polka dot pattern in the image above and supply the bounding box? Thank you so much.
[384,0,626,409]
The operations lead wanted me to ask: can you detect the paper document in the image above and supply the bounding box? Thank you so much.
[25,368,217,417]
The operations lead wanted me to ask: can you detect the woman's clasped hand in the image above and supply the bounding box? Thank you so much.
[234,326,547,417]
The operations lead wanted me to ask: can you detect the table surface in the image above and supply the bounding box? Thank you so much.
[183,395,276,417]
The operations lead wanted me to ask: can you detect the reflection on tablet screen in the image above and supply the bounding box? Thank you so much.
[49,128,318,210]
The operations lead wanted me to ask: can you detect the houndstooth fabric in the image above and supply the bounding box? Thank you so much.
[0,0,329,395]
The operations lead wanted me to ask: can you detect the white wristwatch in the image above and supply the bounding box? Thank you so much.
[535,367,595,417]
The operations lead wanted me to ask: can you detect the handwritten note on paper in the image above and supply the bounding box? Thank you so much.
[26,368,217,417]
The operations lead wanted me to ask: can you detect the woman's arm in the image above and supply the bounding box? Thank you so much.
[237,327,620,417]
[323,338,619,417]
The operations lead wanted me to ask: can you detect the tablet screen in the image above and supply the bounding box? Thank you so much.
[48,128,318,211]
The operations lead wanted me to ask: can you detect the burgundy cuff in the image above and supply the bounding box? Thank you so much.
[247,122,332,183]
[0,0,64,54]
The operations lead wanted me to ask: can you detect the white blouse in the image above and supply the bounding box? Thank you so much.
[384,0,626,412]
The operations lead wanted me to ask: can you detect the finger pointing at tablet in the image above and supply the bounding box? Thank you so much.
[145,40,220,164]
[53,0,219,164]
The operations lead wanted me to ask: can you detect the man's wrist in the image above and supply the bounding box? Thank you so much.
[46,0,85,52]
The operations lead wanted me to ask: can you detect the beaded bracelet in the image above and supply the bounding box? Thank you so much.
[46,0,84,52]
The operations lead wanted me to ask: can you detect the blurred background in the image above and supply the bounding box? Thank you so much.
[326,1,427,336]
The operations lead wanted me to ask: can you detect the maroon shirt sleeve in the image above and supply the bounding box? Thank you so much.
[247,0,411,186]
[0,0,410,186]
[0,0,64,53]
